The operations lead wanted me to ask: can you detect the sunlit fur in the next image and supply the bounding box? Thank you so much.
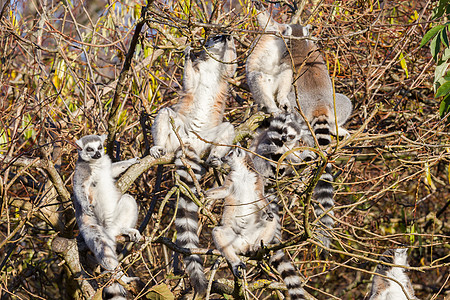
[207,147,306,300]
[150,35,237,296]
[369,249,418,300]
[150,35,236,167]
[73,134,141,299]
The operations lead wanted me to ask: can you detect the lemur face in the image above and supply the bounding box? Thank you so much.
[204,34,234,59]
[76,134,107,162]
[222,146,245,166]
[393,248,409,266]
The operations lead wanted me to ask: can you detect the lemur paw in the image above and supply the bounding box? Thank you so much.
[130,157,140,165]
[232,262,246,279]
[252,0,264,11]
[262,209,274,221]
[279,98,290,111]
[150,146,166,158]
[206,155,222,168]
[119,274,140,285]
[125,229,142,242]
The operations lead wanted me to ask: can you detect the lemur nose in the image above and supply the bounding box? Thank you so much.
[93,152,101,159]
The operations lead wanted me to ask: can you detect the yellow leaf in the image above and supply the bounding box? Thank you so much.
[146,284,175,300]
[424,161,436,191]
[399,52,409,78]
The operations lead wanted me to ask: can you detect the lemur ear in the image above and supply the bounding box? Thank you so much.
[75,138,83,149]
[100,134,107,144]
[235,143,245,157]
[303,24,311,36]
[283,24,292,36]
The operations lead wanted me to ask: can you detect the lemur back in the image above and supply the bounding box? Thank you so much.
[150,35,237,295]
[73,134,141,299]
[247,5,353,130]
[206,147,306,299]
[369,249,418,300]
[285,24,353,249]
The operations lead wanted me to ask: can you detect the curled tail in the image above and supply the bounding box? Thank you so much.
[311,115,334,248]
[174,146,208,295]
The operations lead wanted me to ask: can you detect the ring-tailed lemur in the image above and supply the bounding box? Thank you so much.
[286,23,353,249]
[369,248,418,300]
[73,134,141,299]
[206,147,306,300]
[248,6,353,249]
[150,34,237,295]
[246,2,296,114]
[150,34,236,167]
[246,4,353,132]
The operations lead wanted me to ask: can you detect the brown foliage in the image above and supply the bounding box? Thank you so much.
[0,0,448,299]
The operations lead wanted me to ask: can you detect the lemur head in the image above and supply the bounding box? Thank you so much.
[204,34,236,60]
[222,144,247,167]
[376,248,409,273]
[393,248,409,266]
[75,134,107,162]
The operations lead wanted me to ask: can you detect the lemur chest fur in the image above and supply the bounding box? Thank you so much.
[85,159,119,222]
[178,61,226,130]
[385,268,411,299]
[225,165,262,230]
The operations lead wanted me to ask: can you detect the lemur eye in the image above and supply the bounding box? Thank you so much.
[86,147,94,152]
[98,145,103,150]
[288,134,295,140]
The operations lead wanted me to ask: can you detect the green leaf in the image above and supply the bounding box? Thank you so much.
[441,27,449,47]
[420,25,444,48]
[440,94,450,118]
[431,32,442,62]
[146,284,175,300]
[434,59,450,92]
[433,0,450,19]
[436,81,450,98]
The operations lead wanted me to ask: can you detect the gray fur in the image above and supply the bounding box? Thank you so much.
[73,134,141,299]
[150,35,237,296]
[369,249,418,300]
[207,147,306,299]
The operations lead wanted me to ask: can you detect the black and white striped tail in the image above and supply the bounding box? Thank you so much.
[174,147,208,295]
[311,115,334,249]
[268,200,306,300]
[270,250,306,299]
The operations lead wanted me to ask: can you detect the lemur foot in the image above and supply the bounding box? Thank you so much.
[206,155,222,168]
[130,157,140,165]
[262,209,274,221]
[232,262,246,279]
[123,228,141,242]
[149,146,166,158]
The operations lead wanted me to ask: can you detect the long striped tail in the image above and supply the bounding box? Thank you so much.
[174,146,208,295]
[270,250,306,300]
[311,115,335,249]
[268,200,306,300]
